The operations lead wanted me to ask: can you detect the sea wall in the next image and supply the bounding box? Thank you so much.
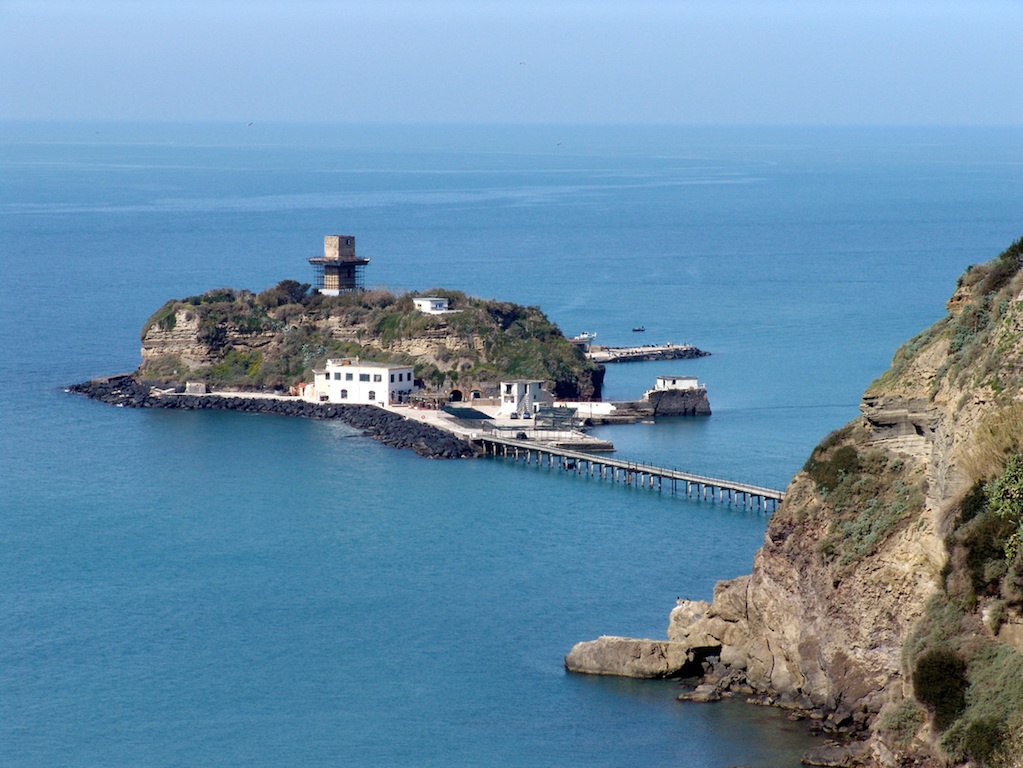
[69,375,477,459]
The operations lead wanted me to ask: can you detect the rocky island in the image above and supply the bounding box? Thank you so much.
[71,281,613,456]
[567,239,1023,768]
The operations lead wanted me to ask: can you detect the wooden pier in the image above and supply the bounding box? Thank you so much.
[472,434,785,511]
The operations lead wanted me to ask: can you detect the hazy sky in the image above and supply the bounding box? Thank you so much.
[1,0,1020,125]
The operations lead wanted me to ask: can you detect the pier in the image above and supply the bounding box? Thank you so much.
[587,343,708,364]
[471,434,784,512]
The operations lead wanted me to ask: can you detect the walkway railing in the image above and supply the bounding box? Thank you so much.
[471,434,784,512]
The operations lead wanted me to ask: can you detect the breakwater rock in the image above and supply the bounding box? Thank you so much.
[564,636,693,679]
[69,374,477,459]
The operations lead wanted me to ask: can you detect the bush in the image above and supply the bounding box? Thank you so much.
[914,647,968,731]
[256,279,310,308]
[960,480,988,525]
[805,444,861,494]
[141,300,180,339]
[879,699,925,746]
[988,454,1023,561]
[943,716,1008,766]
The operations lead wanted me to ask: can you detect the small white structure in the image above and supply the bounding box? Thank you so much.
[311,358,417,405]
[412,297,450,315]
[555,400,616,417]
[653,375,701,391]
[499,379,546,416]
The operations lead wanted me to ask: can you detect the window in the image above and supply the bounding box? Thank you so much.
[345,372,353,381]
[373,374,382,382]
[359,373,370,382]
[333,372,342,380]
[340,389,348,399]
[390,374,395,383]
[505,384,512,394]
[368,390,376,401]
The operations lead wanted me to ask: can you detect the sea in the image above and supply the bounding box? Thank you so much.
[2,122,1021,767]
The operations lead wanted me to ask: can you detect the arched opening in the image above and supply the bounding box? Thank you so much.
[449,389,464,402]
[368,390,376,401]
[470,389,482,400]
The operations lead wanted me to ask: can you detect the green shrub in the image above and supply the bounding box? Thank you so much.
[914,647,968,731]
[988,454,1023,561]
[141,300,180,339]
[961,480,989,525]
[879,699,925,746]
[943,716,1007,765]
[805,444,861,494]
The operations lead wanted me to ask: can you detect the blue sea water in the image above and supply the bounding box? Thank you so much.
[2,122,1021,767]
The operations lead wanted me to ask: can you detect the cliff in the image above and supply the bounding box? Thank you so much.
[568,239,1023,768]
[137,283,603,399]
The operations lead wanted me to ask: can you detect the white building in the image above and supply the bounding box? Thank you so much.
[412,297,450,314]
[311,358,417,405]
[653,375,701,391]
[499,379,546,416]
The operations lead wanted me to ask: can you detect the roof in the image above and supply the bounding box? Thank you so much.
[324,358,412,370]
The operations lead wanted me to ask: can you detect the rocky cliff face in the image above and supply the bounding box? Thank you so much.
[568,240,1023,767]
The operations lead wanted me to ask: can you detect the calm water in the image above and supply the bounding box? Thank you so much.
[2,122,1021,767]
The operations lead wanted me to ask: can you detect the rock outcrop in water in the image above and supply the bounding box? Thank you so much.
[568,239,1023,768]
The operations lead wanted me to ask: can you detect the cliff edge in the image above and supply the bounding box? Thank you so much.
[568,239,1023,767]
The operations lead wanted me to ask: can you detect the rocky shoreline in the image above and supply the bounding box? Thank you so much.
[68,375,477,459]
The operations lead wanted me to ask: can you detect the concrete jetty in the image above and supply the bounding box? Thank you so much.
[587,343,708,364]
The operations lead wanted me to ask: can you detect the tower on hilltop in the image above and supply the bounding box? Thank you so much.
[308,235,370,295]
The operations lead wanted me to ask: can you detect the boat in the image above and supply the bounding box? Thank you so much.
[632,326,645,332]
[572,331,597,342]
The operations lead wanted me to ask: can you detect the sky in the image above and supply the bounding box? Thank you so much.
[1,0,1021,125]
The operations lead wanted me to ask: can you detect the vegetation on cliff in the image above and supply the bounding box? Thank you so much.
[803,425,927,578]
[837,238,1023,766]
[563,238,1023,768]
[138,282,602,398]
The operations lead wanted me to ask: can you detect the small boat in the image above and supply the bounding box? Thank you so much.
[632,325,645,332]
[572,331,597,342]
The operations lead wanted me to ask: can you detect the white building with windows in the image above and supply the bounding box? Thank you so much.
[499,379,546,416]
[311,359,417,405]
[653,375,700,391]
[412,297,451,314]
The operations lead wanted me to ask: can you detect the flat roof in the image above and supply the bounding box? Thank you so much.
[325,359,413,370]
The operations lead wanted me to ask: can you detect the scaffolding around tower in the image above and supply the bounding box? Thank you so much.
[308,235,370,295]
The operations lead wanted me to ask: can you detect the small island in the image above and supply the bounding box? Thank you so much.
[71,235,710,457]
